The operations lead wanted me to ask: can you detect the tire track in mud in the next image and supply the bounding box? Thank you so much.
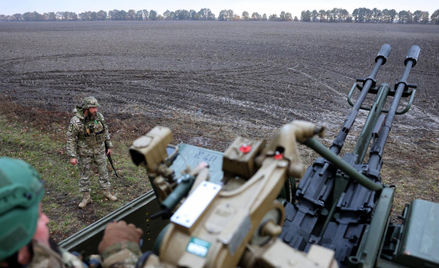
[0,53,115,68]
[3,61,434,138]
[112,84,296,128]
[288,65,344,97]
[132,66,323,127]
[3,65,325,129]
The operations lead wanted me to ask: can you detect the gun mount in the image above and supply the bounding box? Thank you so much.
[277,45,438,268]
[60,44,439,268]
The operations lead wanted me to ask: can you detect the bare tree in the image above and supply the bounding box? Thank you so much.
[279,11,285,21]
[142,10,149,20]
[432,9,439,24]
[97,10,107,20]
[251,12,261,20]
[242,11,249,20]
[149,10,157,20]
[269,14,278,21]
[301,10,311,22]
[128,9,136,20]
[311,10,318,22]
[319,10,326,22]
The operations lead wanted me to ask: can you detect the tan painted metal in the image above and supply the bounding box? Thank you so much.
[135,121,336,268]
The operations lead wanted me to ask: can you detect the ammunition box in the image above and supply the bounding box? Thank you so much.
[394,199,439,268]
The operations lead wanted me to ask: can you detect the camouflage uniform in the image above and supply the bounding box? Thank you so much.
[100,241,142,268]
[66,107,112,192]
[0,157,138,268]
[66,97,116,208]
[28,241,85,268]
[29,240,141,268]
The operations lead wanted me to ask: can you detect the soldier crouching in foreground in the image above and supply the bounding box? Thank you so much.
[66,96,117,209]
[0,157,143,268]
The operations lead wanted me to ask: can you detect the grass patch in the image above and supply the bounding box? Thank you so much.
[0,113,151,242]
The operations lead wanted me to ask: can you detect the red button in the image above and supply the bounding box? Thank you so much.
[240,144,252,154]
[274,152,283,160]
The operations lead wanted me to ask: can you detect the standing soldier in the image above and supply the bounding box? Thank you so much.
[66,96,117,209]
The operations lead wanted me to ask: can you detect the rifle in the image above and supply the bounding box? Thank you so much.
[105,144,119,178]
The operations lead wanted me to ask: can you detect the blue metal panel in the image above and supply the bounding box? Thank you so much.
[170,143,224,184]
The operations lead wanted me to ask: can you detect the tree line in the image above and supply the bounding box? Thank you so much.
[300,8,437,24]
[0,9,215,22]
[1,7,438,24]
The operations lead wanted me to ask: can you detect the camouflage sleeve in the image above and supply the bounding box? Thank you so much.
[100,241,142,268]
[101,113,113,149]
[29,241,86,268]
[61,249,87,268]
[66,117,80,158]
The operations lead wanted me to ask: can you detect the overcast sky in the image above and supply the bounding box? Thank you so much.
[1,0,437,18]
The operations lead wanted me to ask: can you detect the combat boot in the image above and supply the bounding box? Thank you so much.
[103,189,117,201]
[78,192,92,209]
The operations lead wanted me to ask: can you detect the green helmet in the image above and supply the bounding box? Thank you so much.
[0,157,44,261]
[81,96,100,109]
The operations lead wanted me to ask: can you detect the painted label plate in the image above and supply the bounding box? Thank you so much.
[186,237,211,258]
[171,181,221,228]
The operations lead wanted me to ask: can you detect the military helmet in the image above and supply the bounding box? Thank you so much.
[81,96,100,109]
[0,157,44,261]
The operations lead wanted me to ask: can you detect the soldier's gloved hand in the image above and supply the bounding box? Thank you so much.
[98,221,143,254]
[70,158,78,166]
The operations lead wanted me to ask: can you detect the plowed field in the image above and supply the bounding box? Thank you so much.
[1,21,438,236]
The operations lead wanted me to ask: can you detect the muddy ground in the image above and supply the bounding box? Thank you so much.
[0,21,438,239]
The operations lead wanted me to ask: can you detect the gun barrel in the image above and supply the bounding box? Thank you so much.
[375,44,392,64]
[405,45,420,67]
[368,46,420,171]
[330,44,392,155]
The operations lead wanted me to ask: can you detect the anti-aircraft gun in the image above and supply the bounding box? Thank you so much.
[278,44,439,268]
[60,44,439,268]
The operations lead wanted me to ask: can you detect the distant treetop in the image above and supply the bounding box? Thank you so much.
[1,7,438,24]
